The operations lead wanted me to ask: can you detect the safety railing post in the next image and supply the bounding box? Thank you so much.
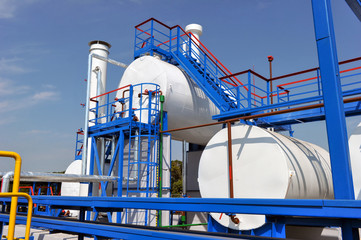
[204,56,207,84]
[237,86,241,109]
[95,101,99,125]
[267,81,270,106]
[317,68,321,97]
[106,94,109,123]
[129,85,133,120]
[188,33,191,56]
[150,20,154,56]
[247,71,252,108]
[169,28,171,53]
[176,27,180,54]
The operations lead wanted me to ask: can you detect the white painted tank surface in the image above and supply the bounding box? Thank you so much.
[348,122,361,200]
[198,124,333,230]
[116,55,219,145]
[61,160,82,217]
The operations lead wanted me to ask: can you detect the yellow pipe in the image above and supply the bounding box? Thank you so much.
[0,192,32,240]
[0,151,22,240]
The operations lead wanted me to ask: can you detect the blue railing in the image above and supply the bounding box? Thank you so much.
[88,83,161,127]
[74,129,83,160]
[134,18,243,112]
[134,18,361,114]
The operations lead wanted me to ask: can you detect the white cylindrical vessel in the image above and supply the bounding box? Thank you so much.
[348,122,361,200]
[116,55,219,145]
[198,124,333,230]
[88,40,111,123]
[185,24,203,61]
[84,41,111,176]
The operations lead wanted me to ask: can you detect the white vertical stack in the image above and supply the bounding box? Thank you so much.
[82,40,111,186]
[184,24,203,61]
[88,40,111,126]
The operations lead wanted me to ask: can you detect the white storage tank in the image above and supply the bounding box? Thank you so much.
[198,124,334,230]
[348,121,361,200]
[116,55,220,145]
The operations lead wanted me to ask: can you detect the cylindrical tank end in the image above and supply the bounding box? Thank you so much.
[88,40,112,53]
[185,24,203,37]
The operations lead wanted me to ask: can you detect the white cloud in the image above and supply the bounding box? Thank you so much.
[0,0,16,19]
[0,0,40,19]
[31,91,59,101]
[0,58,31,74]
[24,129,51,135]
[0,115,15,125]
[256,0,273,10]
[42,84,56,89]
[0,77,31,95]
[0,83,60,116]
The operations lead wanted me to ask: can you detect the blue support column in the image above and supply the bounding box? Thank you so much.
[117,131,125,223]
[311,1,358,238]
[311,0,355,200]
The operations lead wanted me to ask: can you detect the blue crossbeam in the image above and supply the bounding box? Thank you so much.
[3,196,361,219]
[0,213,281,240]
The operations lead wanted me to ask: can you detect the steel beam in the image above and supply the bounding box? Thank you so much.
[4,196,361,220]
[311,0,355,200]
[0,214,281,240]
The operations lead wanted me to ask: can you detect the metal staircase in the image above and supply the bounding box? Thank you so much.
[171,53,237,112]
[134,18,361,124]
[134,18,246,113]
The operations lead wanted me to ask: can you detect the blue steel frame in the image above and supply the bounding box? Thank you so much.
[134,19,361,122]
[1,1,361,239]
[86,82,162,226]
[4,196,361,239]
[132,1,361,238]
[312,0,358,238]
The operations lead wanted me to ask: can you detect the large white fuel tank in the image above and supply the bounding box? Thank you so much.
[116,55,219,145]
[348,121,361,200]
[198,124,333,230]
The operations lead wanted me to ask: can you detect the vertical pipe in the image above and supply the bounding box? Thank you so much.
[226,122,234,199]
[157,94,165,226]
[182,140,187,196]
[82,54,93,175]
[268,56,274,105]
[0,151,22,240]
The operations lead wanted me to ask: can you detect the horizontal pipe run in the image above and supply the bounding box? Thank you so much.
[161,223,208,228]
[1,171,118,193]
[90,84,131,101]
[161,96,361,134]
[92,54,128,69]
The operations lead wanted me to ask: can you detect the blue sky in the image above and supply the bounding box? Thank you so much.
[0,0,360,172]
